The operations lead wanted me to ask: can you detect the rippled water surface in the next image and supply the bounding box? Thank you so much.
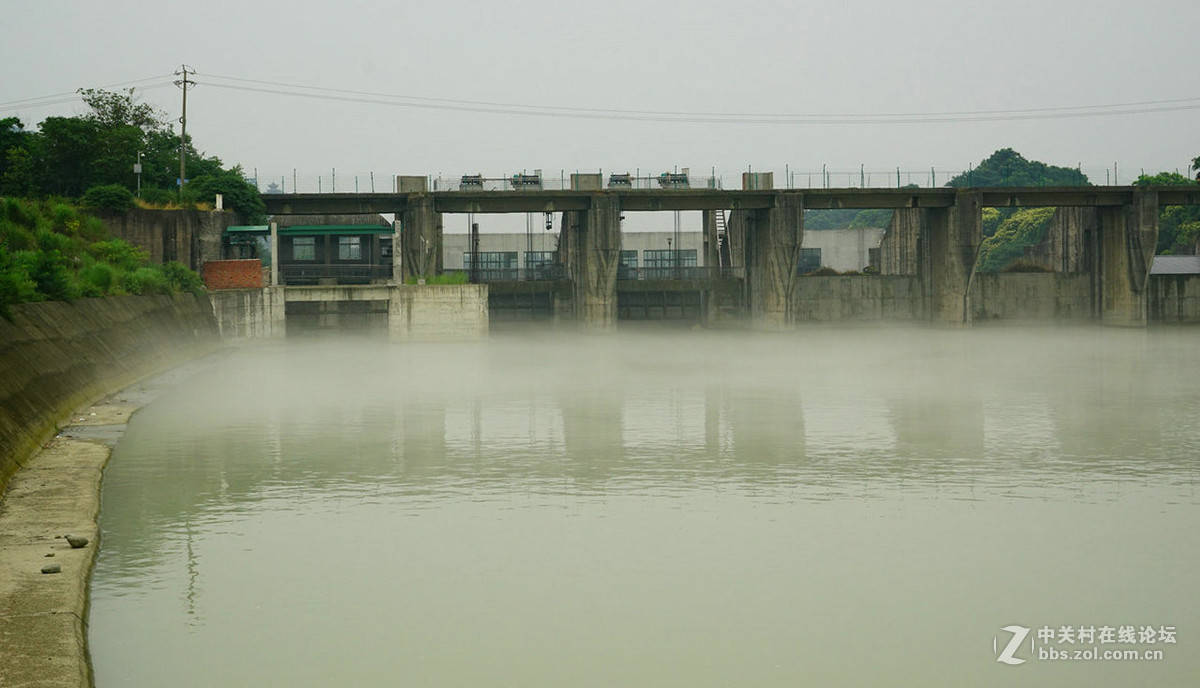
[89,328,1200,686]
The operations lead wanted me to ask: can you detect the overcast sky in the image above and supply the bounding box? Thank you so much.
[4,0,1199,192]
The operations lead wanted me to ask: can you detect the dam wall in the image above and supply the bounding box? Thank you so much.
[0,294,221,489]
[1148,275,1200,323]
[93,208,235,271]
[209,287,287,341]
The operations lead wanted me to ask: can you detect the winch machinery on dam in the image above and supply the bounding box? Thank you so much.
[257,173,1200,331]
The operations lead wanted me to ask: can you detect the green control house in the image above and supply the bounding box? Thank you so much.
[223,224,394,286]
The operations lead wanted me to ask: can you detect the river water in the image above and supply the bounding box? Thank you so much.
[88,328,1199,686]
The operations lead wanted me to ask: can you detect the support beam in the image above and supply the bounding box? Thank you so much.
[922,191,982,326]
[702,209,720,269]
[400,194,443,281]
[391,219,402,283]
[269,221,279,287]
[560,194,621,332]
[1097,188,1158,326]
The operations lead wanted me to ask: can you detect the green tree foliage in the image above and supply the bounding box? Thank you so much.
[185,167,266,223]
[37,116,99,197]
[981,207,1002,237]
[947,148,1090,188]
[0,118,38,195]
[0,88,263,222]
[78,88,165,130]
[975,207,1057,272]
[1134,171,1200,254]
[804,208,894,231]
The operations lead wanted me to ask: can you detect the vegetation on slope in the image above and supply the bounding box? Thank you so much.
[948,149,1087,272]
[975,207,1057,273]
[0,197,202,319]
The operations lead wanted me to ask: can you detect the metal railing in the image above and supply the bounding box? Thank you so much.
[429,172,724,193]
[618,266,741,281]
[254,164,1154,195]
[280,264,392,285]
[444,267,568,282]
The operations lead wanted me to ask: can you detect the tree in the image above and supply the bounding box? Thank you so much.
[185,167,265,223]
[0,118,37,195]
[947,148,1090,188]
[36,116,101,197]
[78,88,165,132]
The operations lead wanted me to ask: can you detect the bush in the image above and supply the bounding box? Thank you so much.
[0,246,39,318]
[3,197,38,227]
[122,266,169,295]
[78,261,115,296]
[27,249,79,301]
[36,228,74,254]
[0,218,37,251]
[89,239,148,272]
[137,187,180,207]
[159,260,204,294]
[80,184,136,212]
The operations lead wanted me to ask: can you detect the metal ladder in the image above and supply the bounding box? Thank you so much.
[714,209,730,268]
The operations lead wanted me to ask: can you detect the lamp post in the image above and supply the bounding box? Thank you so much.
[134,151,144,199]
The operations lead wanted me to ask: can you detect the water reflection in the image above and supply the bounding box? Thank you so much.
[90,329,1200,687]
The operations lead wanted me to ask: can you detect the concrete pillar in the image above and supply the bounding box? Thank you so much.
[400,194,443,281]
[879,208,923,276]
[922,191,982,326]
[1097,188,1158,326]
[269,221,279,287]
[742,194,803,329]
[560,194,621,332]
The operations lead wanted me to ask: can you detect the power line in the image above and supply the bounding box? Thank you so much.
[5,69,1200,126]
[0,74,177,112]
[198,71,1200,124]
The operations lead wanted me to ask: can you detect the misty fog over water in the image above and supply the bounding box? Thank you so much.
[89,328,1199,686]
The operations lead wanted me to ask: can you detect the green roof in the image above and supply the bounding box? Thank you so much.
[225,225,270,234]
[277,224,393,235]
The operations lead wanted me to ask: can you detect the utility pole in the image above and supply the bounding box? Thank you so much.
[174,65,195,201]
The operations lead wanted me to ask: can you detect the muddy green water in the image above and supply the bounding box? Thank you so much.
[89,329,1199,686]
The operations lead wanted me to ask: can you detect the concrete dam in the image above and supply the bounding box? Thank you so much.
[233,176,1200,335]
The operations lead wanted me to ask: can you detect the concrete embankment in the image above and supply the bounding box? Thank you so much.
[0,294,221,687]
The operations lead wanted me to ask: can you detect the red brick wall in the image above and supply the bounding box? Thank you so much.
[203,260,265,290]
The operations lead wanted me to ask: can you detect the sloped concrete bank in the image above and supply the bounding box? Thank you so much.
[0,294,221,687]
